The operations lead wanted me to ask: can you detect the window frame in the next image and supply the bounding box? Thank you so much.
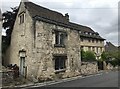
[53,55,67,72]
[54,30,66,47]
[19,13,25,24]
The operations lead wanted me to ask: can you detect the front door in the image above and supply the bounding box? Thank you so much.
[20,57,25,76]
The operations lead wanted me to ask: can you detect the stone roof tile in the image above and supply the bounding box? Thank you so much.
[23,1,105,40]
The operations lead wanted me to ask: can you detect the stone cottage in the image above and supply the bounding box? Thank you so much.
[5,0,104,81]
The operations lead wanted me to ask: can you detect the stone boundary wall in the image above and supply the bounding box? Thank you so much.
[81,62,98,75]
[0,69,14,85]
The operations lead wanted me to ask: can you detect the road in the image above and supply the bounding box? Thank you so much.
[3,71,119,89]
[44,71,119,87]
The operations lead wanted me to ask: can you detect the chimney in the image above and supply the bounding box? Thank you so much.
[65,13,69,21]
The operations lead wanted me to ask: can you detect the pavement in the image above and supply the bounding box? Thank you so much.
[3,71,118,89]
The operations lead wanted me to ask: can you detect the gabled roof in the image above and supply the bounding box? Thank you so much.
[24,1,68,23]
[22,1,104,40]
[68,22,95,33]
[105,42,118,52]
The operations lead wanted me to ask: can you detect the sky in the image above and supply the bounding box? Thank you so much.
[1,0,119,46]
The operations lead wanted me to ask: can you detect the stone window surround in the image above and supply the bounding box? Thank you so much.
[53,29,67,48]
[19,12,25,24]
[53,54,67,73]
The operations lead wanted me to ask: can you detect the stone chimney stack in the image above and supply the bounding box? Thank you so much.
[65,13,69,21]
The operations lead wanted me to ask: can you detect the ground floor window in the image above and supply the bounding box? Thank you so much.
[54,56,67,70]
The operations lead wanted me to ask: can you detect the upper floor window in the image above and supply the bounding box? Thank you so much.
[96,40,98,43]
[54,31,66,47]
[20,14,24,24]
[88,39,91,42]
[90,33,92,35]
[85,32,88,34]
[100,40,102,43]
[100,47,103,52]
[79,31,81,34]
[81,38,84,42]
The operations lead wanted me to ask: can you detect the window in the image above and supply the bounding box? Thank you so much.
[81,46,84,50]
[100,40,102,43]
[100,47,103,52]
[85,32,88,34]
[88,39,91,42]
[81,38,84,42]
[20,14,24,24]
[92,39,94,43]
[54,56,66,71]
[54,31,66,47]
[90,33,92,35]
[96,47,98,53]
[92,47,95,51]
[88,46,91,51]
[96,40,98,43]
[79,31,81,34]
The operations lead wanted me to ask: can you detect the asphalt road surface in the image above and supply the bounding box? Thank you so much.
[4,71,118,89]
[44,71,119,87]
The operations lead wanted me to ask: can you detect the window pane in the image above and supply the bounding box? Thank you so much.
[55,32,59,44]
[54,56,66,70]
[20,14,24,24]
[55,58,59,70]
[60,33,64,45]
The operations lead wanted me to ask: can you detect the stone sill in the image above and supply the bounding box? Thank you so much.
[54,44,65,48]
[55,69,66,73]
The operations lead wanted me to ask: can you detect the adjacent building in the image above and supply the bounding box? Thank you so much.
[5,1,105,81]
[105,42,118,52]
[70,23,105,60]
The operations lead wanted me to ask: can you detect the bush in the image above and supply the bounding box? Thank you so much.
[81,50,96,61]
[101,51,120,66]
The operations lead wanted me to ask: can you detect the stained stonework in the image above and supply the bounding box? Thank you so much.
[5,1,81,81]
[29,21,81,81]
[81,62,98,75]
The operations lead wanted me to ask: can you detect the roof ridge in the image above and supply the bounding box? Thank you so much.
[24,1,68,23]
[24,1,64,16]
[21,1,105,40]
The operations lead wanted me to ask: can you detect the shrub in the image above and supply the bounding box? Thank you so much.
[81,50,96,61]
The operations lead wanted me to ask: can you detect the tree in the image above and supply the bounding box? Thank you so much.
[101,51,109,61]
[101,51,120,66]
[2,7,18,45]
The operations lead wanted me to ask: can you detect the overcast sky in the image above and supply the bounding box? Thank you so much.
[1,0,119,46]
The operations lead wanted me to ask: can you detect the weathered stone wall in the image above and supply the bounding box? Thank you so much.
[6,1,81,82]
[29,21,81,81]
[81,62,98,75]
[5,1,34,66]
[106,63,114,70]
